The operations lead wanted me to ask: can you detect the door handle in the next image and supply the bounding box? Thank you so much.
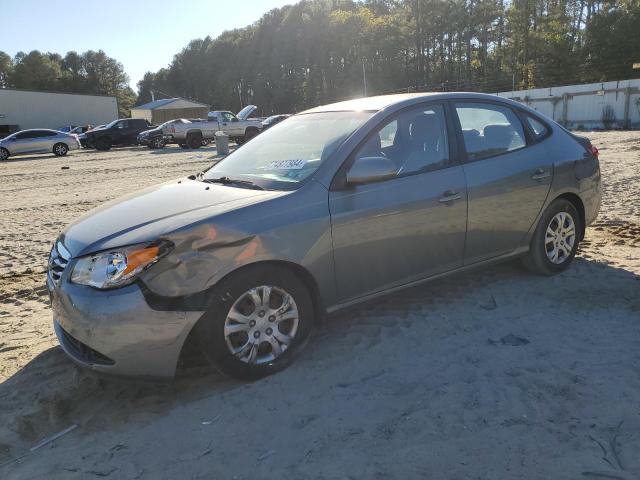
[439,190,462,203]
[531,168,551,181]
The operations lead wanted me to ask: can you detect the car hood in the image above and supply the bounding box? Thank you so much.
[237,105,257,120]
[61,179,286,257]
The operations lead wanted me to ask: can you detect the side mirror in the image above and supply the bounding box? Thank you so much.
[346,156,397,185]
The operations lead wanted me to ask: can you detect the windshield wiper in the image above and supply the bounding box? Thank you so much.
[202,176,264,190]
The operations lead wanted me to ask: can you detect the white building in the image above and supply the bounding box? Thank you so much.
[497,78,640,130]
[0,88,118,133]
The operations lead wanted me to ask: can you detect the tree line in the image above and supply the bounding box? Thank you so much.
[138,0,640,114]
[1,0,638,118]
[0,50,135,117]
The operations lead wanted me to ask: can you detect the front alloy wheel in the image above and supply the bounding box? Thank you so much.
[53,143,68,156]
[196,265,314,380]
[224,286,299,365]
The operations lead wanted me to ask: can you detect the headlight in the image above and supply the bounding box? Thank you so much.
[70,241,172,289]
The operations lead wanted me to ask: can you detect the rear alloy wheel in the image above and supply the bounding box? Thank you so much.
[522,198,581,275]
[196,266,314,380]
[0,147,9,161]
[151,136,165,149]
[53,143,68,156]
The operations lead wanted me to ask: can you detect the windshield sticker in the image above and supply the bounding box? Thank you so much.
[266,159,307,170]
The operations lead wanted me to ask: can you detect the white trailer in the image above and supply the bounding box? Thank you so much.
[0,88,118,133]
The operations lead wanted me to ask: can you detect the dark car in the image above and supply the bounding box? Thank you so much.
[261,114,290,130]
[137,119,191,149]
[80,118,154,150]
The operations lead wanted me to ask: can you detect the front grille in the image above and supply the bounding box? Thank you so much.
[57,324,115,366]
[48,240,70,285]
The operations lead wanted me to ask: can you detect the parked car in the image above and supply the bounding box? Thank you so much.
[261,114,290,130]
[79,118,154,150]
[137,119,191,149]
[162,106,262,149]
[48,92,601,380]
[0,129,80,161]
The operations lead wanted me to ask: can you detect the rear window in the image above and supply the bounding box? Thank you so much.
[525,115,549,140]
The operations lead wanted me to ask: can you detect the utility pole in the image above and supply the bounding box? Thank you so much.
[150,90,155,102]
[362,59,367,97]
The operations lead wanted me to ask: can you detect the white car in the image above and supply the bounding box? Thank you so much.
[0,129,81,161]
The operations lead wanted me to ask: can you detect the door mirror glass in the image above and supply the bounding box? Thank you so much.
[346,156,398,185]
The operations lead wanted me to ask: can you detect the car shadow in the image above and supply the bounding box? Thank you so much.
[0,254,638,465]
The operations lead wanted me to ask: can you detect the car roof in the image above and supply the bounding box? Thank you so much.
[15,129,61,134]
[300,92,522,114]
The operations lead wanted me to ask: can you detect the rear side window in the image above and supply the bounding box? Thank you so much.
[15,131,34,139]
[525,115,549,140]
[455,103,526,161]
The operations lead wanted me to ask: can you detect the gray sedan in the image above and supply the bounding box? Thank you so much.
[47,93,601,380]
[0,129,80,161]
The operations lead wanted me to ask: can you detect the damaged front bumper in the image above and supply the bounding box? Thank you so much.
[48,274,204,378]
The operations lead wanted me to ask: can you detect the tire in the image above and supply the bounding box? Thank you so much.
[187,133,202,149]
[195,265,315,380]
[234,136,245,145]
[244,128,259,142]
[201,139,210,146]
[0,147,9,161]
[179,143,189,149]
[151,136,165,149]
[522,198,582,275]
[53,143,68,156]
[95,137,112,151]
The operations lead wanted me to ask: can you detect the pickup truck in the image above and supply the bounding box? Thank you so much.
[163,105,262,149]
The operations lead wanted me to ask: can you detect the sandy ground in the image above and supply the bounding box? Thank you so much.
[0,132,639,479]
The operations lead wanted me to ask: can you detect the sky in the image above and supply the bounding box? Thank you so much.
[0,0,294,91]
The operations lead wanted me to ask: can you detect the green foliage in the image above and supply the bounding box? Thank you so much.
[0,49,134,117]
[1,1,637,116]
[139,0,638,113]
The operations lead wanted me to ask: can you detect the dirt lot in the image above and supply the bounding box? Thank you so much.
[1,133,639,479]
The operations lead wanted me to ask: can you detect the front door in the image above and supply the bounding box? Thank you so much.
[452,101,554,264]
[329,103,468,303]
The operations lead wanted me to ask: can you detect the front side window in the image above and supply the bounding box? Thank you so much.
[455,103,526,161]
[352,104,450,178]
[221,112,236,122]
[205,111,373,190]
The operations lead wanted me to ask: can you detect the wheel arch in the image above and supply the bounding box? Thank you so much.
[175,259,324,374]
[555,192,586,240]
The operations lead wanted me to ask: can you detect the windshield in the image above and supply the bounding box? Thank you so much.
[204,111,373,190]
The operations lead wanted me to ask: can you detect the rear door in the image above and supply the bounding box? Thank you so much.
[452,101,553,264]
[329,103,468,302]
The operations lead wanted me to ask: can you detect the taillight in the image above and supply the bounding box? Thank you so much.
[590,144,599,158]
